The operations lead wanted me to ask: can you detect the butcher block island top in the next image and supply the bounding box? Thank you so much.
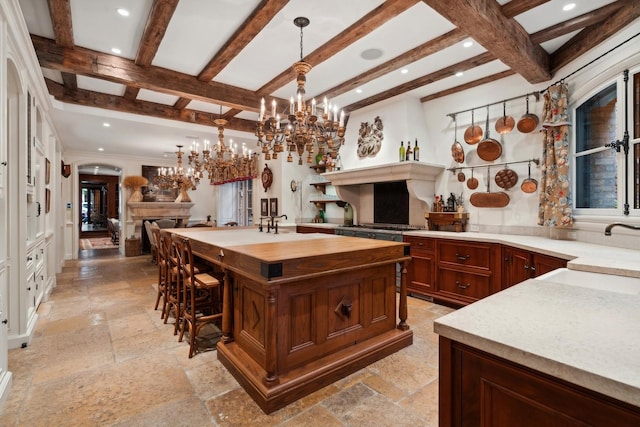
[170,228,412,413]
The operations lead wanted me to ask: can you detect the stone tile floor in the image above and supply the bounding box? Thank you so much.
[0,254,454,426]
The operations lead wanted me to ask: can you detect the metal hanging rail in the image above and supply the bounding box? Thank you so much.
[446,91,541,119]
[447,158,539,173]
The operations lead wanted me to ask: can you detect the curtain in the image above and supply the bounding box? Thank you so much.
[538,83,574,227]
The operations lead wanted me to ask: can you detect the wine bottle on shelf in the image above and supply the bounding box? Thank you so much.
[413,138,420,161]
[405,140,412,161]
[399,141,405,162]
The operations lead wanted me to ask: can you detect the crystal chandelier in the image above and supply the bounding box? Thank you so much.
[153,145,198,202]
[188,115,258,186]
[255,17,346,165]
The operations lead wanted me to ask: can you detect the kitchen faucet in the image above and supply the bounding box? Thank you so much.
[258,216,270,232]
[269,214,287,234]
[604,223,640,236]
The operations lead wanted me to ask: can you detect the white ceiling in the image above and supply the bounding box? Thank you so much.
[16,0,631,166]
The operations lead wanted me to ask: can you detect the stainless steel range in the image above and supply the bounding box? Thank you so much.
[334,223,424,242]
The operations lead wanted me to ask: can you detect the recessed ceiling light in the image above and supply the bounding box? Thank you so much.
[562,3,576,11]
[102,122,110,127]
[361,48,383,60]
[356,88,363,94]
[111,47,121,55]
[98,148,104,152]
[463,41,473,48]
[455,71,464,77]
[400,69,409,74]
[117,8,130,17]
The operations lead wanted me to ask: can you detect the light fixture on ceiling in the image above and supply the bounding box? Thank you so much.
[153,145,199,202]
[455,71,464,77]
[188,109,258,185]
[255,17,345,165]
[463,41,473,48]
[562,3,576,12]
[400,68,409,74]
[98,147,104,151]
[111,47,121,55]
[356,88,363,94]
[102,122,110,127]
[116,8,129,17]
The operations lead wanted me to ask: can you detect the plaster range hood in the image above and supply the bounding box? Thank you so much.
[323,162,446,226]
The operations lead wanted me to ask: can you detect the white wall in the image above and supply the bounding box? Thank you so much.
[339,22,640,248]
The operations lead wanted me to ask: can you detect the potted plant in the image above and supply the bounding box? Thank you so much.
[123,175,148,202]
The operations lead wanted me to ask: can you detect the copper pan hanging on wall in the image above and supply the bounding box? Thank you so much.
[517,95,539,133]
[495,102,515,134]
[464,109,483,145]
[477,106,502,161]
[451,115,465,163]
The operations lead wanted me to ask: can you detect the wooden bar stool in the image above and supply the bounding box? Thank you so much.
[153,227,168,318]
[172,235,223,358]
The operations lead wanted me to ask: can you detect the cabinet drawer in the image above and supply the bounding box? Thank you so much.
[438,268,491,301]
[438,241,491,269]
[404,236,434,251]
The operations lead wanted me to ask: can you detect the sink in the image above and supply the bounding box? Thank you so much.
[535,268,640,295]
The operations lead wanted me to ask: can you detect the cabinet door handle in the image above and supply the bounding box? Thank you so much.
[530,266,536,274]
[2,319,7,325]
[27,287,31,291]
[455,281,470,289]
[456,253,470,261]
[524,264,529,270]
[418,242,423,246]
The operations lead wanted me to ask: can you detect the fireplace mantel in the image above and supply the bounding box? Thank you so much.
[127,202,194,222]
[323,161,445,186]
[322,162,446,226]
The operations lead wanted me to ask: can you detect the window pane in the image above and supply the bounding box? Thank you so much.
[576,83,616,152]
[575,150,618,208]
[575,84,618,209]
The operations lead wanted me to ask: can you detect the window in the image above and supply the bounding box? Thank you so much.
[573,70,640,215]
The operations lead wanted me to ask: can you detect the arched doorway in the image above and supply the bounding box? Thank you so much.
[77,164,121,253]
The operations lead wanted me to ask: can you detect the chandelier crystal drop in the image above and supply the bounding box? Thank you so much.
[256,17,346,165]
[186,112,258,186]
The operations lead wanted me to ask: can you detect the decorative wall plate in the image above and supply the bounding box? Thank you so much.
[261,164,273,192]
[290,179,298,192]
[357,116,383,158]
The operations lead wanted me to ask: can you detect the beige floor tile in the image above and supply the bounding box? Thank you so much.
[4,254,446,426]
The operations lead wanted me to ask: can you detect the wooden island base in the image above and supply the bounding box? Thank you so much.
[168,229,412,413]
[218,328,413,414]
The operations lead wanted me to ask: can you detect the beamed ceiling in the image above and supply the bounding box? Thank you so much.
[16,0,640,160]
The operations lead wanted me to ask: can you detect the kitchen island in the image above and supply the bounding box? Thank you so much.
[170,228,412,413]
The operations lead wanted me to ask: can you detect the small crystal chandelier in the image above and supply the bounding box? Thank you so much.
[187,112,258,185]
[153,145,198,202]
[255,17,346,165]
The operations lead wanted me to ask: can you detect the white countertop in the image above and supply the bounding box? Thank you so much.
[434,269,640,407]
[404,230,640,278]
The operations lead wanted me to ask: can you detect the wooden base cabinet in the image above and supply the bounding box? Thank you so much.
[404,236,500,306]
[439,337,640,426]
[502,246,567,289]
[404,236,436,297]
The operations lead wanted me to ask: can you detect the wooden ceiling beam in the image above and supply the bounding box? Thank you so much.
[45,78,257,133]
[47,0,73,47]
[172,0,289,113]
[258,0,421,96]
[199,0,289,81]
[551,0,640,73]
[420,70,516,102]
[136,0,179,66]
[500,0,551,19]
[531,1,626,44]
[47,0,77,90]
[32,35,288,112]
[316,28,467,101]
[423,0,550,83]
[345,51,496,112]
